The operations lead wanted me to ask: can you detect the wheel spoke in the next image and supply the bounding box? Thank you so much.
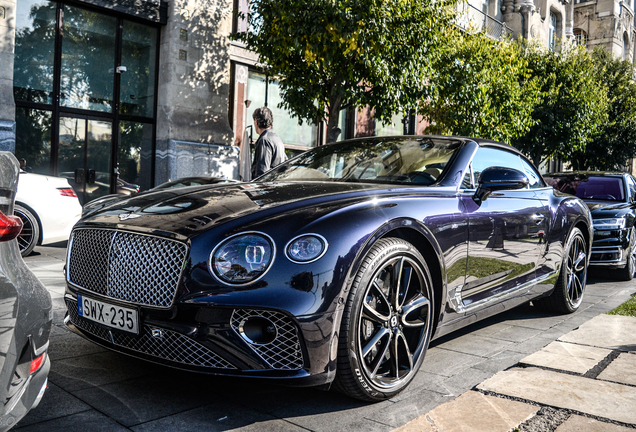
[362,301,390,324]
[396,330,414,372]
[573,251,586,272]
[362,326,390,358]
[401,294,431,328]
[391,257,406,310]
[369,333,392,378]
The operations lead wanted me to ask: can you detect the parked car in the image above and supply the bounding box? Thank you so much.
[544,171,636,280]
[81,176,238,217]
[15,171,82,256]
[63,136,592,401]
[0,152,52,428]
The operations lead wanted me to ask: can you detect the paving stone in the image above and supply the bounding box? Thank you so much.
[14,410,130,432]
[47,330,108,361]
[17,383,91,428]
[597,353,636,386]
[508,335,556,354]
[438,367,494,397]
[420,347,484,377]
[130,403,306,432]
[486,325,543,343]
[434,334,514,357]
[365,389,453,428]
[477,367,636,425]
[555,414,635,432]
[49,351,154,392]
[558,314,636,352]
[472,350,527,374]
[392,391,539,432]
[519,341,611,374]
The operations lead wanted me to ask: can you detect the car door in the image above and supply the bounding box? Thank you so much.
[459,147,549,309]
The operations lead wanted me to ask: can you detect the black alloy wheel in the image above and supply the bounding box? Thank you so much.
[334,238,434,401]
[13,204,40,257]
[536,227,587,314]
[617,227,636,281]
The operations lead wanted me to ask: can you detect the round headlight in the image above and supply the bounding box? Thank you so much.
[286,234,328,263]
[209,232,275,285]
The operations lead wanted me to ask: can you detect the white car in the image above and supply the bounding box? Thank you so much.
[15,171,82,256]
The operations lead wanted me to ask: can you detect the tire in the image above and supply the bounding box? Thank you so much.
[616,228,635,281]
[333,238,434,401]
[13,204,40,257]
[535,227,587,314]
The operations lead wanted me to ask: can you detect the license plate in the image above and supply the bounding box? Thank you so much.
[77,294,139,334]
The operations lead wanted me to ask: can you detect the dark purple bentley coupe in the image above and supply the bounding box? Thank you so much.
[64,136,592,401]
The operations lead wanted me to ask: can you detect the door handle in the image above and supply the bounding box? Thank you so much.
[533,214,546,224]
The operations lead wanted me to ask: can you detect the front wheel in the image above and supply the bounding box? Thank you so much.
[616,228,636,281]
[334,238,434,401]
[535,227,587,314]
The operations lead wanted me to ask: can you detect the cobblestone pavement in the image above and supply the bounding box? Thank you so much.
[15,243,636,432]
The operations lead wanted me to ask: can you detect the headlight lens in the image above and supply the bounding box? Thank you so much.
[286,234,327,263]
[593,218,626,230]
[210,233,274,285]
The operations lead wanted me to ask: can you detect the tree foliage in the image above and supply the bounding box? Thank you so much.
[569,49,636,171]
[234,0,455,142]
[420,30,541,144]
[511,42,609,167]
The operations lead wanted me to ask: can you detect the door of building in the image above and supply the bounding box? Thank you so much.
[58,116,112,205]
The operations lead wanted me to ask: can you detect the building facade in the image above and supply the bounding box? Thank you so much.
[1,0,633,203]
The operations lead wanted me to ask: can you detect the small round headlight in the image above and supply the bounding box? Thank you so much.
[286,234,328,263]
[210,232,275,285]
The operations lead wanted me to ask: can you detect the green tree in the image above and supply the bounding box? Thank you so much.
[420,30,541,144]
[512,42,609,167]
[234,0,455,143]
[569,49,636,171]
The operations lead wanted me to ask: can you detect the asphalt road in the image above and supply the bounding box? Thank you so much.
[14,243,636,432]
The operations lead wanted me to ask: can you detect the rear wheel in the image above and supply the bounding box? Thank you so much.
[13,204,40,257]
[535,227,587,314]
[334,238,434,401]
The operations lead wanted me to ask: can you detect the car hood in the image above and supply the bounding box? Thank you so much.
[79,181,441,237]
[586,201,634,218]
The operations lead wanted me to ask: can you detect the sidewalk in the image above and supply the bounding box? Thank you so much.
[18,244,636,432]
[395,313,636,432]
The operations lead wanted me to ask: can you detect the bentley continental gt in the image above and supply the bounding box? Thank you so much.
[63,136,592,401]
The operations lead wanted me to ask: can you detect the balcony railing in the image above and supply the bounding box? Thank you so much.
[456,3,513,40]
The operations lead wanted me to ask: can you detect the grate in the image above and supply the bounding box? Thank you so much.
[67,229,188,308]
[66,299,234,369]
[231,309,304,370]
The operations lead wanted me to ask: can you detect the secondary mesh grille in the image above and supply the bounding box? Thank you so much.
[231,309,304,370]
[67,229,188,308]
[66,299,234,369]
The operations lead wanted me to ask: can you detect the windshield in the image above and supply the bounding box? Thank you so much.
[258,137,462,185]
[545,175,625,202]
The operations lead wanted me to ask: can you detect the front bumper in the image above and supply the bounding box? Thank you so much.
[589,227,631,268]
[63,294,338,387]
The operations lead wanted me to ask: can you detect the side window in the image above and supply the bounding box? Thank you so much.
[471,147,525,185]
[520,158,545,189]
[627,176,636,201]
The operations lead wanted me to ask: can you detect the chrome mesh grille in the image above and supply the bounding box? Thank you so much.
[66,299,234,369]
[68,229,188,308]
[231,309,304,370]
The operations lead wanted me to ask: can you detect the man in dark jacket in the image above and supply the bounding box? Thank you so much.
[251,107,287,178]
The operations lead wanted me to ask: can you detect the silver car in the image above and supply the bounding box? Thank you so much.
[0,152,51,429]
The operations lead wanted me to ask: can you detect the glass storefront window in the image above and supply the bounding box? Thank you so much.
[14,0,56,104]
[120,21,158,118]
[118,121,153,192]
[15,107,52,175]
[247,72,316,148]
[60,5,117,112]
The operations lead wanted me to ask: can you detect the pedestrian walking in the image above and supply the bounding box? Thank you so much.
[251,107,287,178]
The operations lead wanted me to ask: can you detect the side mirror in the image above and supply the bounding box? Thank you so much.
[473,166,529,204]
